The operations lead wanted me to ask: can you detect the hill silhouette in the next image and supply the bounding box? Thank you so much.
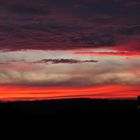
[0,98,140,128]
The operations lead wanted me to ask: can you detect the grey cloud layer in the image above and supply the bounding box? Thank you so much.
[0,58,140,86]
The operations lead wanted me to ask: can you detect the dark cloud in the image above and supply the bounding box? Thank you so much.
[10,3,49,15]
[0,25,14,33]
[33,59,98,64]
[0,0,140,51]
[69,33,115,46]
[0,58,98,65]
[120,25,140,35]
[21,23,88,32]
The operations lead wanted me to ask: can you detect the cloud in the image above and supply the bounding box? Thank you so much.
[0,0,140,101]
[0,0,139,51]
[21,23,88,32]
[32,59,98,64]
[0,56,139,87]
[0,25,14,33]
[113,36,140,52]
[120,25,140,35]
[0,85,140,101]
[10,3,49,15]
[71,50,140,56]
[0,23,139,51]
[0,59,98,67]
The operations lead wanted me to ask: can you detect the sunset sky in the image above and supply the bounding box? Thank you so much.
[0,0,140,101]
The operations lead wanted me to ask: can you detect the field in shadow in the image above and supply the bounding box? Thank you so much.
[0,98,140,128]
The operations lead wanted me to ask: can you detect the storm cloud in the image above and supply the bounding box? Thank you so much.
[0,0,140,50]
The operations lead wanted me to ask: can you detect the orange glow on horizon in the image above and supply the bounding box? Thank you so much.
[0,85,140,101]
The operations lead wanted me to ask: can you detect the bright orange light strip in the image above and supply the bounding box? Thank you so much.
[0,85,140,101]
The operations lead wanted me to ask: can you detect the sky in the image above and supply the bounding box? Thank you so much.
[0,0,140,101]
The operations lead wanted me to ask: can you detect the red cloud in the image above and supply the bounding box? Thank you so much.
[113,37,140,53]
[71,51,140,56]
[71,50,140,56]
[0,85,139,101]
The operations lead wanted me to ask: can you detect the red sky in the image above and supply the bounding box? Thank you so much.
[0,85,140,101]
[0,0,140,101]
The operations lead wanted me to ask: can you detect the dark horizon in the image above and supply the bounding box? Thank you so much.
[1,97,140,128]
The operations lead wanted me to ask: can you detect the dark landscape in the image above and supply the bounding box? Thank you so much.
[0,98,140,128]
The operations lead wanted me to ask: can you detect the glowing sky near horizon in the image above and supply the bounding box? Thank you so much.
[0,0,140,101]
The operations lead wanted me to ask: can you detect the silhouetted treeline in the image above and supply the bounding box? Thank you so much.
[0,98,140,128]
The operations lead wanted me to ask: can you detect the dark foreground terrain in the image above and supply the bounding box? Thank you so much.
[0,98,140,128]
